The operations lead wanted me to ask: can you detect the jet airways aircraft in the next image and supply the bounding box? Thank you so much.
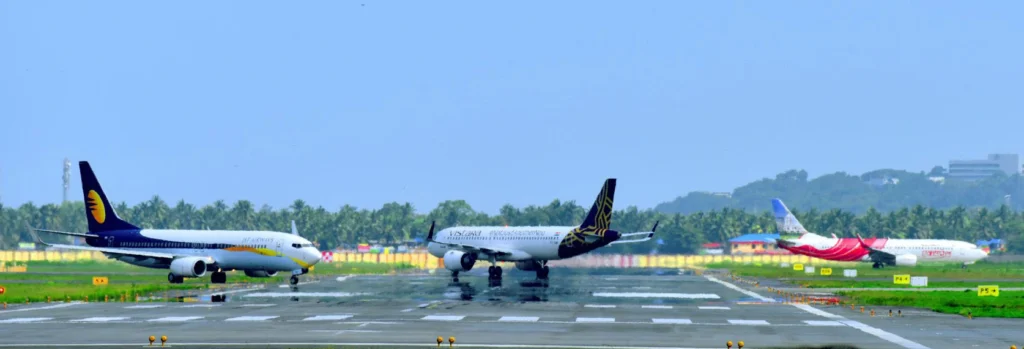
[425,178,656,282]
[30,161,322,285]
[771,198,988,268]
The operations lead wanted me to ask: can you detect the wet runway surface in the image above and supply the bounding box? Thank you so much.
[0,269,1021,348]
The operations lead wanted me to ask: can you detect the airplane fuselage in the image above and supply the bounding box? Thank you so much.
[426,226,619,261]
[780,234,988,264]
[82,228,321,272]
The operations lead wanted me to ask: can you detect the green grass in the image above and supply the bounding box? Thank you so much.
[0,260,415,303]
[710,260,1024,281]
[797,280,1024,289]
[837,290,1024,318]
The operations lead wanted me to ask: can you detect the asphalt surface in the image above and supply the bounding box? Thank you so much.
[0,268,1021,349]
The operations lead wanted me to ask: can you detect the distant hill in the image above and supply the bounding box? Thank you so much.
[655,169,1022,214]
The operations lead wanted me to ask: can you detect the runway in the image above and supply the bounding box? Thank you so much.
[0,268,1020,348]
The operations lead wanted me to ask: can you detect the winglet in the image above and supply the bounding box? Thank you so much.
[426,221,436,242]
[25,223,49,246]
[291,220,299,236]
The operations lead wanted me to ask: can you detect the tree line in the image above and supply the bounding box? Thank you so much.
[2,195,1022,254]
[655,168,1024,215]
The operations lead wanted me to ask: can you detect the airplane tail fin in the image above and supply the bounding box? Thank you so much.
[771,198,809,236]
[579,178,616,232]
[79,161,139,233]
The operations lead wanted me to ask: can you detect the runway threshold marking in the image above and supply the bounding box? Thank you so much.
[422,315,464,321]
[576,317,615,323]
[706,275,932,349]
[0,317,52,323]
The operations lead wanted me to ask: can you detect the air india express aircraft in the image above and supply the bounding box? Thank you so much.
[30,161,322,285]
[425,178,656,282]
[771,198,988,268]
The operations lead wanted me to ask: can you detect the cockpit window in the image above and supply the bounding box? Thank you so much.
[292,243,314,248]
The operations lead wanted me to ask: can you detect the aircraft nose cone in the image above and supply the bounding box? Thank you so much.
[306,249,322,265]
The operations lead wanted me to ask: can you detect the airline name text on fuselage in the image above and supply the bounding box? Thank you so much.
[447,229,553,238]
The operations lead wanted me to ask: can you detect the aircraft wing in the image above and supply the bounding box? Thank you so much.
[855,234,896,264]
[28,225,176,260]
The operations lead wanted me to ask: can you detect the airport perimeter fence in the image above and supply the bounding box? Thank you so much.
[0,250,845,270]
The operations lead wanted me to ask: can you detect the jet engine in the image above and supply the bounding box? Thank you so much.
[443,250,477,272]
[169,257,207,277]
[515,260,543,271]
[244,270,278,278]
[895,254,918,266]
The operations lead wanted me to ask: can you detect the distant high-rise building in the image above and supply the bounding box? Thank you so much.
[948,153,1019,181]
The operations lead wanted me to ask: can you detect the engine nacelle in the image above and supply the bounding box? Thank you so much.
[169,257,207,277]
[515,260,543,271]
[443,250,477,272]
[895,254,918,266]
[244,270,278,278]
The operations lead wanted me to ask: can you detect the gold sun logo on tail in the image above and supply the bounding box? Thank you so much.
[87,190,106,224]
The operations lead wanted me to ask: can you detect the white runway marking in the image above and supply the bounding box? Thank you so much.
[0,342,752,349]
[584,304,616,308]
[576,317,615,323]
[182,304,220,308]
[498,316,540,322]
[698,306,730,310]
[641,305,673,309]
[727,320,769,325]
[632,286,652,290]
[651,318,692,324]
[244,292,367,298]
[226,316,279,321]
[0,302,82,313]
[124,305,163,309]
[709,276,931,349]
[804,320,844,326]
[0,317,52,323]
[71,317,129,322]
[303,315,353,321]
[241,304,276,307]
[400,308,415,312]
[422,315,464,321]
[593,292,720,299]
[704,276,774,302]
[148,316,204,322]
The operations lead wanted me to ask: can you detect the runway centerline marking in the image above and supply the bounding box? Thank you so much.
[0,302,83,314]
[698,306,730,310]
[0,317,52,323]
[70,317,130,322]
[584,304,616,308]
[241,304,276,307]
[727,319,769,325]
[652,318,692,324]
[124,305,163,309]
[804,320,844,326]
[148,316,204,322]
[576,317,615,323]
[422,315,464,321]
[226,316,279,321]
[498,316,540,322]
[593,292,720,299]
[706,275,931,349]
[303,315,353,321]
[641,305,673,309]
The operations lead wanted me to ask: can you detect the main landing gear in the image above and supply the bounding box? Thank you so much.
[451,271,460,283]
[871,262,885,269]
[211,271,227,284]
[488,265,503,281]
[290,275,299,285]
[167,273,184,284]
[536,266,550,280]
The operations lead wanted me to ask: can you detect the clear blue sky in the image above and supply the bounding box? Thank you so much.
[2,1,1022,214]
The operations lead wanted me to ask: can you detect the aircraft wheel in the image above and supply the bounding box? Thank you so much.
[212,272,227,284]
[289,275,299,285]
[167,273,176,283]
